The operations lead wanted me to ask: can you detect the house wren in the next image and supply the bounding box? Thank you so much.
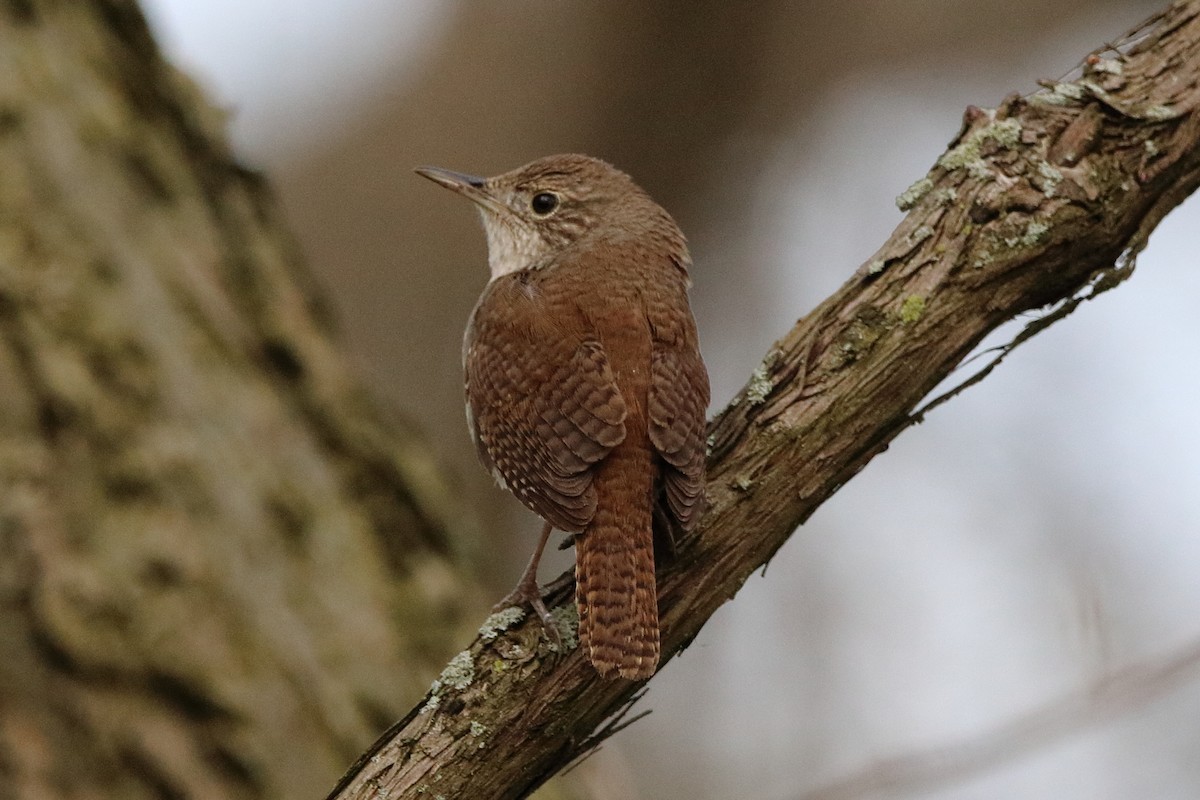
[415,154,709,680]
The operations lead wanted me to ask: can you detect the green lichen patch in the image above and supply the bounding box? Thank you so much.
[470,720,489,749]
[438,650,476,691]
[421,682,442,713]
[1033,82,1086,106]
[909,225,933,245]
[745,351,780,406]
[745,364,773,406]
[479,606,526,641]
[933,187,958,206]
[896,176,933,211]
[938,117,1022,179]
[1035,162,1063,197]
[548,604,579,652]
[899,296,926,324]
[1003,219,1050,249]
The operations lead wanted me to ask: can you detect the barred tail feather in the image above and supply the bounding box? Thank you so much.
[575,440,659,680]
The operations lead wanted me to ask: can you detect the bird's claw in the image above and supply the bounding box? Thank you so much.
[493,580,564,650]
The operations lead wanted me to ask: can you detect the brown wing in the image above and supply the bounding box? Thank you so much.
[466,280,627,532]
[647,279,710,532]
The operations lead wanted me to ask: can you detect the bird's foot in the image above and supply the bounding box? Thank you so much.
[493,576,565,650]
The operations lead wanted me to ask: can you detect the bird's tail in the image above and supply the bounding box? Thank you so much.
[576,438,659,680]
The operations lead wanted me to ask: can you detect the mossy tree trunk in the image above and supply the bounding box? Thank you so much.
[0,3,480,798]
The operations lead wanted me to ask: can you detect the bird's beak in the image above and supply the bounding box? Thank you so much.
[414,165,509,217]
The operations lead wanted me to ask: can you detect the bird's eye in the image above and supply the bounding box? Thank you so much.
[530,192,559,215]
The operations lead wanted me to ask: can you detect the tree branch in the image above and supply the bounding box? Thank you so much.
[799,633,1200,799]
[329,3,1200,798]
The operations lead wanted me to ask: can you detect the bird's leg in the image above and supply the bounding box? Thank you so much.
[493,521,564,648]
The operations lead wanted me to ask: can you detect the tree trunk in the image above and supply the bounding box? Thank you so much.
[0,3,482,798]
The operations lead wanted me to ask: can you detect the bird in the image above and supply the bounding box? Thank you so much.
[415,154,709,680]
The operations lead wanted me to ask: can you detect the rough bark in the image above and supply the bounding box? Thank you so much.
[329,3,1200,799]
[0,2,482,798]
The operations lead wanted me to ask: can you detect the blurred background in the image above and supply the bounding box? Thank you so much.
[138,2,1200,798]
